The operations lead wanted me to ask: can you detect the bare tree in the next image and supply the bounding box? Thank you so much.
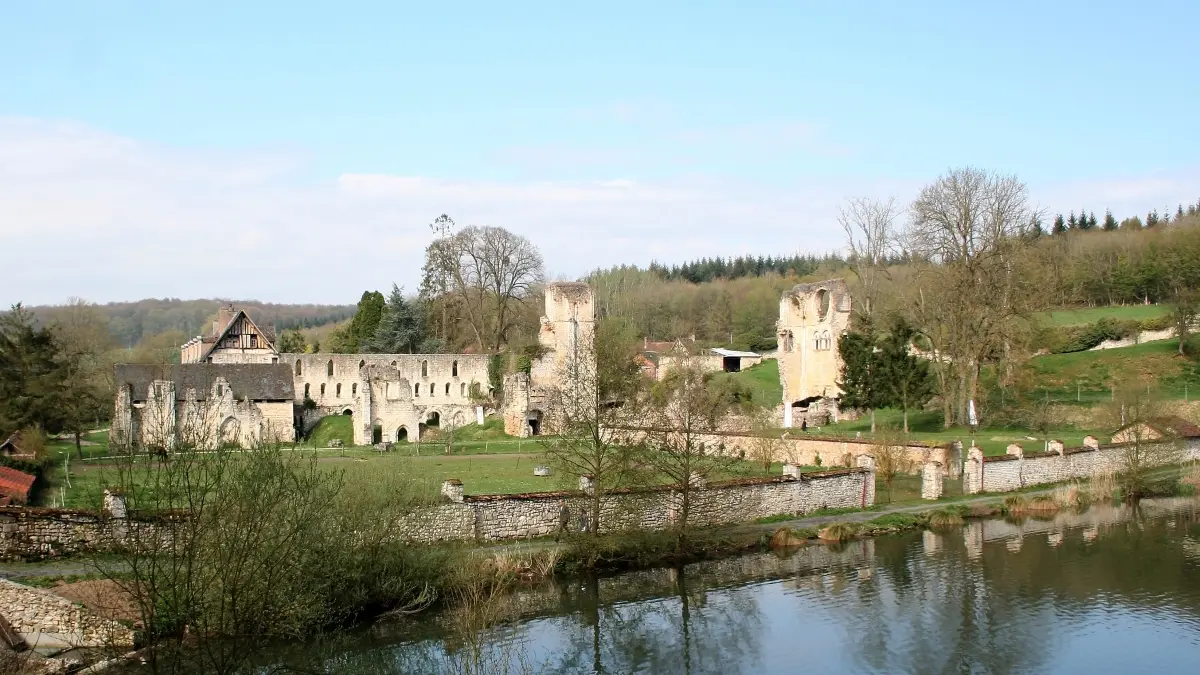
[430,224,546,352]
[871,425,912,503]
[1101,388,1186,502]
[903,167,1040,427]
[49,298,114,458]
[640,354,737,549]
[840,196,900,319]
[543,317,643,536]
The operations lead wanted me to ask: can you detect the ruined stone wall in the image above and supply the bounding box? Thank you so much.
[210,348,277,364]
[0,508,119,560]
[0,579,135,648]
[776,279,852,427]
[964,439,1200,494]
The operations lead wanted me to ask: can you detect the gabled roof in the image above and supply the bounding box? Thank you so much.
[711,347,760,358]
[114,363,295,402]
[0,432,34,459]
[200,308,277,362]
[0,466,36,503]
[1117,416,1200,439]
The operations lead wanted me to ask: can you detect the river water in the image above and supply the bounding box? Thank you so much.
[197,498,1200,673]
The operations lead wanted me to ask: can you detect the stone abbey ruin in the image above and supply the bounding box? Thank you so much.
[110,278,850,450]
[112,282,596,449]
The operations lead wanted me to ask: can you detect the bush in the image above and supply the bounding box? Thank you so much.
[1139,314,1174,332]
[818,522,858,542]
[927,509,965,529]
[1050,317,1139,354]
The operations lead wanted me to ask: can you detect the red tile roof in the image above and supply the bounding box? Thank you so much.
[0,466,36,504]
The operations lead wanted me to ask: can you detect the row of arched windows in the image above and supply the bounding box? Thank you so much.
[813,330,833,351]
[413,382,470,397]
[296,358,462,379]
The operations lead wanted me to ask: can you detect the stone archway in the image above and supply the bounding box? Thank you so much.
[526,409,544,436]
[219,417,241,446]
[396,426,409,442]
[426,411,441,428]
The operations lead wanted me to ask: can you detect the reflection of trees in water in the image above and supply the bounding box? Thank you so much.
[542,567,765,675]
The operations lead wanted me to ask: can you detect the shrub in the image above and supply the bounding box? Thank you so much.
[818,522,858,542]
[927,509,965,529]
[1139,314,1174,332]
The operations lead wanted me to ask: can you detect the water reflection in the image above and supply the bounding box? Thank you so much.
[215,498,1200,674]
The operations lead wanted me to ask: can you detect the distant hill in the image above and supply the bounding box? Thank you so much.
[28,299,355,348]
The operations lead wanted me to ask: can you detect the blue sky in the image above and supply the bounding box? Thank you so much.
[2,1,1198,304]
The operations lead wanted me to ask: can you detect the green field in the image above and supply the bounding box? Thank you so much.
[712,359,782,409]
[1036,304,1170,327]
[1006,337,1200,403]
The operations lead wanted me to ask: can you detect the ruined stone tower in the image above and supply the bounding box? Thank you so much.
[505,282,596,437]
[776,278,852,427]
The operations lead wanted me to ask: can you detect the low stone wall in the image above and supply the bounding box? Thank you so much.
[963,438,1200,494]
[1,465,876,556]
[0,579,134,648]
[389,463,876,543]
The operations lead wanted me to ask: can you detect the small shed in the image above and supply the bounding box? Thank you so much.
[0,432,35,461]
[0,466,36,505]
[1112,416,1200,444]
[709,348,763,373]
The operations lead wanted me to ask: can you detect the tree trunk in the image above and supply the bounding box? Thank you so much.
[903,407,909,433]
[74,430,84,460]
[870,409,876,434]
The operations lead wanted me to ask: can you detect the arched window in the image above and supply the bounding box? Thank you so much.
[391,360,397,367]
[359,359,365,370]
[295,359,302,376]
[460,382,466,397]
[326,360,334,377]
[216,384,224,398]
[445,382,450,395]
[813,332,821,350]
[452,360,459,377]
[320,383,326,396]
[336,383,342,397]
[430,383,436,396]
[414,383,421,396]
[783,331,794,352]
[421,360,428,378]
[351,383,357,395]
[304,383,310,398]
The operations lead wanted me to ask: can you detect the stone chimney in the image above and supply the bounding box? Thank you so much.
[217,304,237,333]
[441,479,464,503]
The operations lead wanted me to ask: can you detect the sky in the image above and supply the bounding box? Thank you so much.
[2,1,1199,306]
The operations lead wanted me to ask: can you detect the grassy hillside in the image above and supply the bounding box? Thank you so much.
[307,415,354,447]
[1011,338,1200,403]
[1037,304,1169,327]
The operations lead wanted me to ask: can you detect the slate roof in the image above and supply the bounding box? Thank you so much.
[115,363,295,402]
[0,466,36,504]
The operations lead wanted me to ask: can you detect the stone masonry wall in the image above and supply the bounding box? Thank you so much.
[1,467,874,557]
[964,438,1200,494]
[0,579,135,648]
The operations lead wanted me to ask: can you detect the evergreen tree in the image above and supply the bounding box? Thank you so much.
[1147,210,1160,227]
[370,284,425,353]
[1177,204,1186,221]
[277,329,306,353]
[1077,209,1093,230]
[836,330,885,430]
[1067,212,1078,230]
[0,304,66,435]
[1028,215,1044,238]
[1103,209,1118,231]
[1087,211,1098,230]
[877,318,936,433]
[1053,213,1067,234]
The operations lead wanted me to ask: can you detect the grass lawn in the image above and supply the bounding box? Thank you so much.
[811,408,1100,457]
[1036,304,1170,327]
[1016,337,1200,402]
[710,359,782,409]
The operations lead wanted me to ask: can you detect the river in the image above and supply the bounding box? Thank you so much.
[152,498,1200,674]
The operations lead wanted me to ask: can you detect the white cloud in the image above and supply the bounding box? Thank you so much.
[1,117,1196,307]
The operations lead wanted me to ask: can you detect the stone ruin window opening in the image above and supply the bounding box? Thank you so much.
[396,426,408,442]
[816,288,830,321]
[421,360,428,378]
[336,383,342,397]
[359,359,366,370]
[415,383,421,396]
[445,382,451,396]
[452,360,459,377]
[320,383,326,396]
[391,360,397,367]
[295,360,302,376]
[216,384,224,398]
[460,382,467,397]
[426,411,440,428]
[351,383,357,396]
[327,360,334,377]
[372,424,383,445]
[342,408,352,416]
[430,383,436,396]
[782,331,795,352]
[304,383,310,398]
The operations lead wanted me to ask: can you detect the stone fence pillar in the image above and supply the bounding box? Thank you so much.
[963,447,985,494]
[441,479,465,503]
[782,462,800,479]
[579,474,596,495]
[856,454,876,507]
[921,461,943,500]
[1006,443,1024,458]
[1083,435,1099,449]
[1048,439,1065,455]
[102,489,127,519]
